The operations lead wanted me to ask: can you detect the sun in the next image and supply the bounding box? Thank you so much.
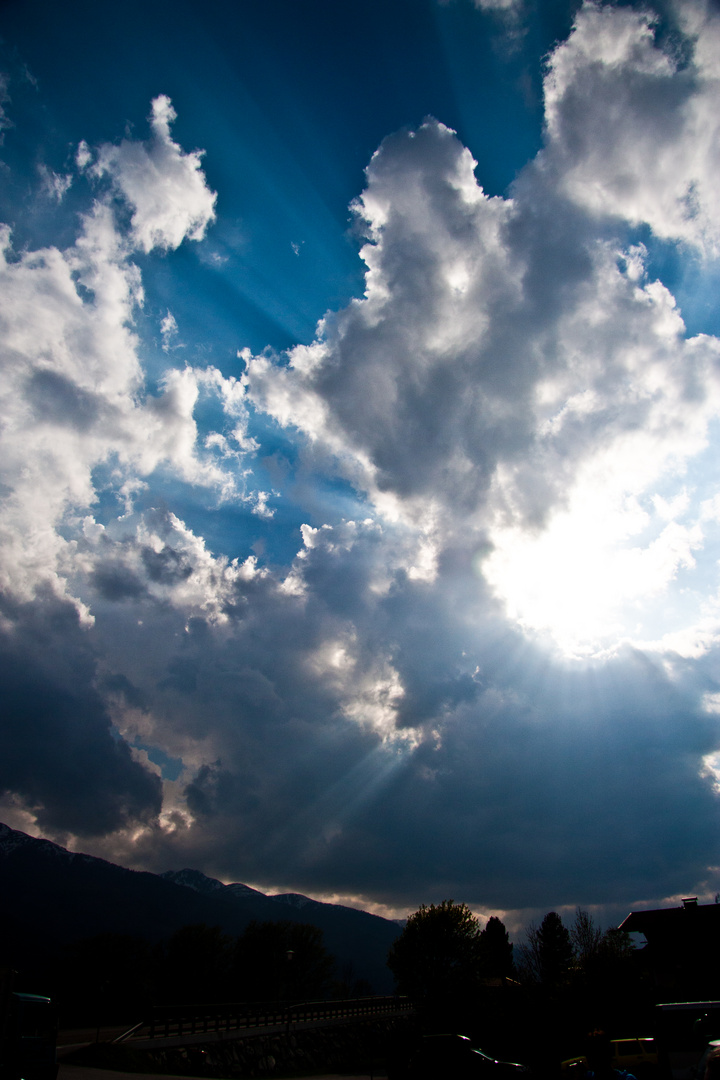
[480,484,710,659]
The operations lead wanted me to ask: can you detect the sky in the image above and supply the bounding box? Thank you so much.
[2,0,720,936]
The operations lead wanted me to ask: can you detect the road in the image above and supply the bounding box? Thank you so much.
[58,1027,136,1049]
[59,1064,383,1080]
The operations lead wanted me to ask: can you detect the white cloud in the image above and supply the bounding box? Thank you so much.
[245,119,522,532]
[6,5,720,919]
[469,0,523,16]
[94,95,217,253]
[76,140,92,170]
[243,15,720,657]
[160,310,178,351]
[542,1,720,251]
[0,103,252,613]
[38,164,72,202]
[89,506,265,622]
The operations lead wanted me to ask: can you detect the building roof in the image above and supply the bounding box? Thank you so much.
[620,899,720,941]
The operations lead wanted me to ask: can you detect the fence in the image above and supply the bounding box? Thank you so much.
[115,995,413,1048]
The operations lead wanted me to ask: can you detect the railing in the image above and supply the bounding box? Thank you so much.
[115,995,412,1046]
[287,996,411,1027]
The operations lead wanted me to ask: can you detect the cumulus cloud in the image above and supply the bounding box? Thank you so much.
[94,95,216,253]
[4,6,720,926]
[542,1,720,252]
[0,96,263,841]
[58,512,720,915]
[195,1,720,909]
[0,100,259,614]
[244,122,720,657]
[244,8,720,656]
[246,120,523,528]
[0,590,162,838]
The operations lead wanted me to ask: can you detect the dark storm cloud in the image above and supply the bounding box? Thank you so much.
[0,591,162,838]
[358,649,720,911]
[185,762,237,818]
[91,563,147,601]
[82,520,720,916]
[141,545,193,585]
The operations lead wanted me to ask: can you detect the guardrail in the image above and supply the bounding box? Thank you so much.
[115,995,412,1047]
[287,996,411,1027]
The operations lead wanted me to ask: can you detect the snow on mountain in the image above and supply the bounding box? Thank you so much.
[159,868,228,894]
[225,881,267,901]
[271,892,317,910]
[160,868,270,902]
[0,821,35,856]
[0,821,111,870]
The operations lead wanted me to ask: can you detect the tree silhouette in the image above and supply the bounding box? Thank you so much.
[161,923,233,1003]
[387,900,483,1007]
[570,908,603,970]
[519,911,573,987]
[232,921,335,1002]
[478,915,515,979]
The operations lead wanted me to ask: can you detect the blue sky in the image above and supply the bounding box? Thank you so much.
[3,0,720,934]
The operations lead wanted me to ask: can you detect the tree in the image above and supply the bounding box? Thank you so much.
[387,900,483,1006]
[333,960,374,1000]
[570,908,603,976]
[478,915,515,979]
[599,926,633,961]
[232,921,335,1002]
[161,923,233,1003]
[518,911,573,987]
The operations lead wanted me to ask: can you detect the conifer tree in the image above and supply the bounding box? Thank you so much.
[478,915,514,978]
[518,911,573,987]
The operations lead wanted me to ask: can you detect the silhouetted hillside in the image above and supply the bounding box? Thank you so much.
[161,868,401,992]
[0,823,399,995]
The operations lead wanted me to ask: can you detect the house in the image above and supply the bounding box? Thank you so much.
[619,898,720,998]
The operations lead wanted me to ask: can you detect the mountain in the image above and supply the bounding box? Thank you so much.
[158,867,401,992]
[0,823,399,994]
[272,892,317,909]
[159,867,270,902]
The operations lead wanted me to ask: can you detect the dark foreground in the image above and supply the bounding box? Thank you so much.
[59,1064,382,1080]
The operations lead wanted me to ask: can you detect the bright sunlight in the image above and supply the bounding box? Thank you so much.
[482,484,709,659]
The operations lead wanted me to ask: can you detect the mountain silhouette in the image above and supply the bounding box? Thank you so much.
[0,823,399,994]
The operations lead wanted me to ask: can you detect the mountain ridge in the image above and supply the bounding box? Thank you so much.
[0,822,399,993]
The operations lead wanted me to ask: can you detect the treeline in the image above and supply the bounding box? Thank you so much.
[387,901,515,1002]
[57,920,371,1025]
[386,902,647,1065]
[517,908,635,989]
[388,901,637,997]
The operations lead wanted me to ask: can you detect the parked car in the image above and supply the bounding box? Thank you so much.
[561,1038,658,1078]
[0,992,58,1080]
[694,1040,720,1080]
[407,1034,530,1080]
